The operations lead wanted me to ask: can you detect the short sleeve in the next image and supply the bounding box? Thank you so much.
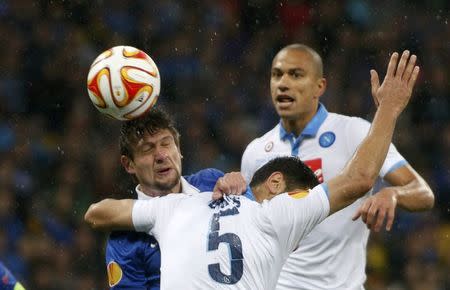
[264,185,330,256]
[345,117,407,178]
[132,195,182,236]
[241,142,258,184]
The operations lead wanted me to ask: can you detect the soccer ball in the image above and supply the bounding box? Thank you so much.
[87,46,160,120]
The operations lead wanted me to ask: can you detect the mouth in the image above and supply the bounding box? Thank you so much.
[155,167,173,176]
[276,94,295,108]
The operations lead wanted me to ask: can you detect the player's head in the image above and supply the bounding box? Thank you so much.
[270,43,326,121]
[249,156,319,202]
[119,108,183,195]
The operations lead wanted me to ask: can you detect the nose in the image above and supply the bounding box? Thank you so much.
[277,74,289,92]
[154,147,168,163]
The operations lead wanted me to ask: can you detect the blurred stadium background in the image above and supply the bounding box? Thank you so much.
[0,0,448,289]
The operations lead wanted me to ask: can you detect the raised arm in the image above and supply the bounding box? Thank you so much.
[84,199,134,231]
[327,50,420,216]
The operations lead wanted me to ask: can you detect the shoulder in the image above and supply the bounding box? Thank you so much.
[246,124,279,149]
[320,112,371,138]
[323,112,368,127]
[107,231,158,255]
[184,168,223,192]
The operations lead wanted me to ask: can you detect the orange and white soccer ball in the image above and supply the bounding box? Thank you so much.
[87,46,160,120]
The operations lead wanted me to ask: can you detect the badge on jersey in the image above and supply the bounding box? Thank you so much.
[288,190,309,199]
[319,131,335,148]
[303,158,324,183]
[264,141,274,152]
[107,261,123,287]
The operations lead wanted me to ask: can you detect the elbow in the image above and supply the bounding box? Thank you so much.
[84,201,106,230]
[84,203,98,229]
[423,189,435,210]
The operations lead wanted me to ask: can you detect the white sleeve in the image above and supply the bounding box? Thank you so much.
[264,185,330,256]
[345,117,407,178]
[241,142,257,184]
[132,195,181,236]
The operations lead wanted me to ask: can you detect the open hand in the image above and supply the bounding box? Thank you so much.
[370,50,419,114]
[352,188,398,232]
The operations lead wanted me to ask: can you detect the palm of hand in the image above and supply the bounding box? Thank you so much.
[371,51,419,114]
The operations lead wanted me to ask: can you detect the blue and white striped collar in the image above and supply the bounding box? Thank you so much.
[279,103,328,140]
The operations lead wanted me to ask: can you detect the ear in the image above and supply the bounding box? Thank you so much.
[121,155,136,174]
[266,171,285,195]
[314,77,327,99]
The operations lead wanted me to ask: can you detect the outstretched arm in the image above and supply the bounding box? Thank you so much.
[84,199,134,231]
[327,50,420,216]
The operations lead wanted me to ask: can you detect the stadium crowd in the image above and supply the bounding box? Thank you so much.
[0,0,448,289]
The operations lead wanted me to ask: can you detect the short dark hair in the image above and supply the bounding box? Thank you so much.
[276,43,324,78]
[119,108,180,159]
[249,157,319,191]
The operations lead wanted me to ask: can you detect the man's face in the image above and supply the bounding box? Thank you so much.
[270,49,325,120]
[125,129,182,194]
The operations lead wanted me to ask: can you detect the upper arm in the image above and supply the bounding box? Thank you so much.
[85,199,135,231]
[266,186,329,253]
[384,163,417,185]
[133,196,182,234]
[346,117,406,179]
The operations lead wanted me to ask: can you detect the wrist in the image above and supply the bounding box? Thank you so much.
[388,187,400,202]
[377,103,402,119]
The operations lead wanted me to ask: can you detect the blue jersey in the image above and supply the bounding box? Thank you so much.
[105,168,224,289]
[0,262,25,290]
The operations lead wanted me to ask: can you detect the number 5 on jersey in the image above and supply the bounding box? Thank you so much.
[207,212,243,284]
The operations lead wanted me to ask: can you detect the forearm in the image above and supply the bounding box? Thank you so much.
[393,178,434,211]
[328,105,401,214]
[84,199,135,231]
[344,104,400,191]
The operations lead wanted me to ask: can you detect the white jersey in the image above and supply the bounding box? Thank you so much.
[132,185,330,290]
[241,104,406,290]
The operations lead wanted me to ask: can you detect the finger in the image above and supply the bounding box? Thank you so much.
[407,66,420,89]
[352,208,362,221]
[395,50,410,78]
[213,178,227,195]
[359,201,371,224]
[385,205,396,231]
[402,54,417,81]
[212,191,223,200]
[373,207,386,232]
[386,52,399,78]
[370,70,380,106]
[366,204,379,229]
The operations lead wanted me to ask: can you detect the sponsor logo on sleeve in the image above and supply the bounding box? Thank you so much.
[319,131,335,148]
[288,190,309,199]
[107,261,123,287]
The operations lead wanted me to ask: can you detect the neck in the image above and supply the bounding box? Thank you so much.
[281,111,316,136]
[138,181,182,197]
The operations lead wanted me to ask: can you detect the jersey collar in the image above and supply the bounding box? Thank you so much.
[279,103,328,140]
[135,176,200,200]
